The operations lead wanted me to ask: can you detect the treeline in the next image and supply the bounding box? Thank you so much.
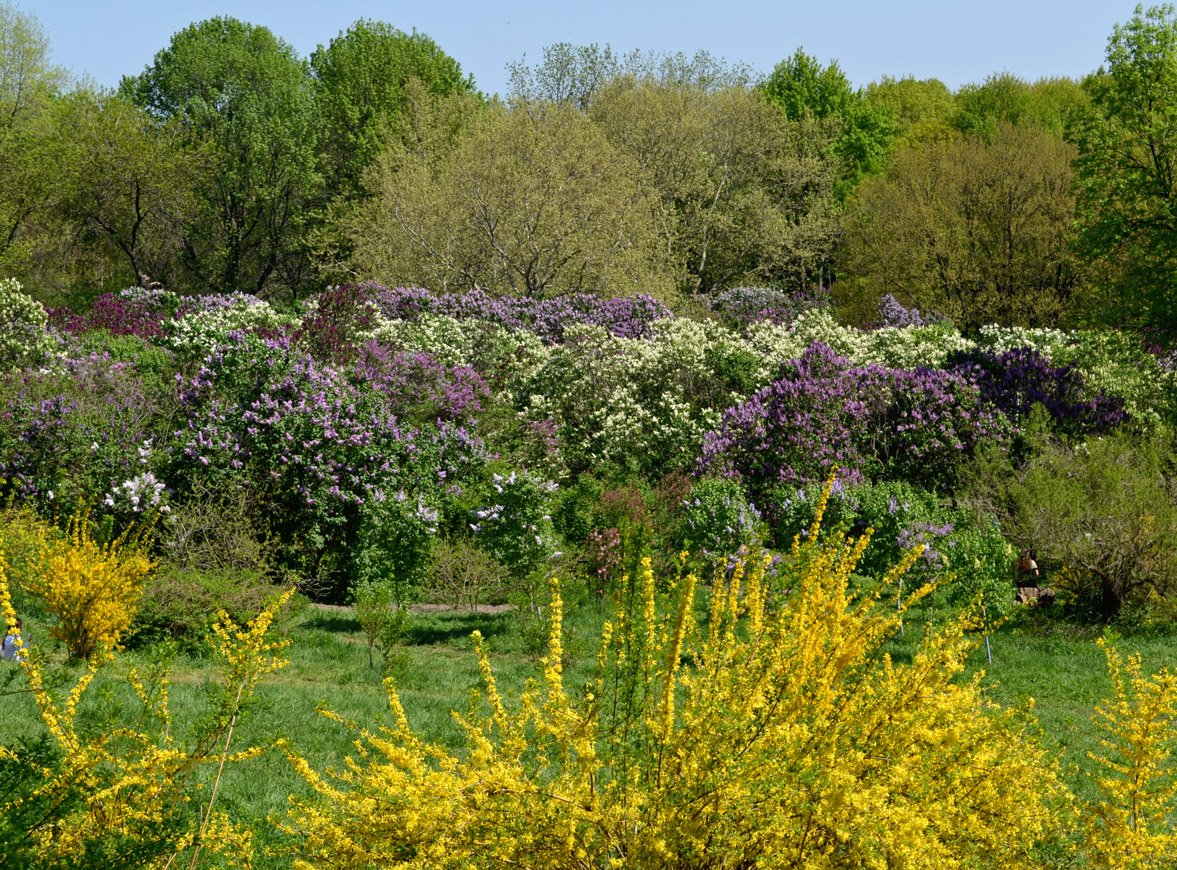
[3,4,1177,335]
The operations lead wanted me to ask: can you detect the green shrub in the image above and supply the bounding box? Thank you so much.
[979,430,1177,624]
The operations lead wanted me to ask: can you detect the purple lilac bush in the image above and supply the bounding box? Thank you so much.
[170,332,485,599]
[709,286,832,329]
[698,343,1006,501]
[0,352,172,512]
[362,283,673,343]
[947,346,1127,436]
[51,288,177,340]
[353,343,489,427]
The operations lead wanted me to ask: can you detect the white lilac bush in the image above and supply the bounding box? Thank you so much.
[0,278,59,372]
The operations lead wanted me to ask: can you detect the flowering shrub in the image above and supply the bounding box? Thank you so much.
[356,489,440,607]
[353,343,489,427]
[1084,638,1177,868]
[880,292,944,327]
[282,497,1066,867]
[296,284,378,364]
[746,309,974,371]
[161,294,291,358]
[769,478,951,577]
[949,345,1128,436]
[978,325,1177,427]
[0,278,57,372]
[0,555,292,866]
[699,343,1005,500]
[66,286,179,340]
[170,333,483,599]
[0,351,174,512]
[468,469,558,578]
[709,285,832,329]
[361,311,550,390]
[22,510,155,661]
[366,283,673,343]
[522,320,760,476]
[679,476,761,561]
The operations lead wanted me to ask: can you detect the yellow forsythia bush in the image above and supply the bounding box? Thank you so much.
[0,542,295,867]
[24,510,155,660]
[1084,638,1177,869]
[282,482,1068,868]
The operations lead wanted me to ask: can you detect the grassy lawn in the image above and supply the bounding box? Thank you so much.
[2,593,1175,865]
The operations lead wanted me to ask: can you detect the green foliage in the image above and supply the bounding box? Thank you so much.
[351,576,408,671]
[591,80,841,292]
[423,538,509,610]
[49,90,197,288]
[348,101,676,299]
[679,476,761,563]
[864,75,956,145]
[311,19,475,200]
[121,16,321,300]
[977,430,1177,624]
[356,492,438,608]
[1073,4,1177,333]
[954,72,1087,138]
[762,49,899,193]
[130,564,277,651]
[839,124,1085,330]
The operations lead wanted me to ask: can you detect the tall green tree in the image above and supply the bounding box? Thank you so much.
[954,72,1087,138]
[591,80,840,293]
[52,90,198,287]
[864,76,956,145]
[0,1,67,285]
[762,49,898,194]
[346,101,676,299]
[310,20,475,201]
[121,17,320,299]
[839,124,1084,330]
[1073,3,1177,332]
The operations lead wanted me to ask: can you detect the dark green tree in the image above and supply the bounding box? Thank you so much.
[310,20,475,201]
[52,90,198,287]
[839,124,1084,330]
[762,49,898,194]
[121,17,320,299]
[1073,3,1177,333]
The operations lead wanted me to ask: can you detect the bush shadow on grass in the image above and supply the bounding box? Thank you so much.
[407,611,513,646]
[300,614,361,634]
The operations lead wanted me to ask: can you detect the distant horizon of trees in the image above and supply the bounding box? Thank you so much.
[3,2,1177,336]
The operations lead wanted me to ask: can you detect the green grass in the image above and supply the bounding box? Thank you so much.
[2,594,1175,867]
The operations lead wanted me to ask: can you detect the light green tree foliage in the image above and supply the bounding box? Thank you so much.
[310,20,475,201]
[954,71,1088,138]
[51,90,198,288]
[591,80,840,293]
[0,2,67,285]
[1073,4,1177,333]
[762,49,899,194]
[838,123,1084,330]
[864,76,957,145]
[121,17,320,300]
[346,101,676,299]
[507,42,621,109]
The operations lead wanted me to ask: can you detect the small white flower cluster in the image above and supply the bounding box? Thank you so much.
[162,297,289,356]
[105,471,169,513]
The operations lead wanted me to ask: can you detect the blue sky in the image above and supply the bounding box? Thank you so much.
[20,1,1139,96]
